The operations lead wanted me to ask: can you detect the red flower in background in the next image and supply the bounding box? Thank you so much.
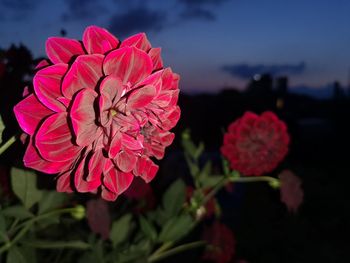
[86,198,111,240]
[124,177,156,213]
[279,170,303,213]
[202,222,235,263]
[221,111,289,176]
[14,26,180,201]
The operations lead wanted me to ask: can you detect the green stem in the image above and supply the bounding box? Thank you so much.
[0,207,78,254]
[148,241,206,263]
[149,242,173,259]
[229,175,280,186]
[0,135,16,156]
[201,176,229,207]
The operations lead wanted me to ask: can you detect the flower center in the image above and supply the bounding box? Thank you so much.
[110,108,118,117]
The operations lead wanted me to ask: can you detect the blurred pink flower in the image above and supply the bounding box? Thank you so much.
[124,177,156,213]
[14,26,180,201]
[221,111,289,176]
[202,222,235,263]
[279,170,303,213]
[86,198,111,240]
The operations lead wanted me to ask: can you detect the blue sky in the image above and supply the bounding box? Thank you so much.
[1,0,350,93]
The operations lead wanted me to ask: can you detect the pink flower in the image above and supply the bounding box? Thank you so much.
[86,198,111,240]
[124,177,156,213]
[202,222,236,263]
[221,111,289,176]
[14,26,180,201]
[279,170,303,213]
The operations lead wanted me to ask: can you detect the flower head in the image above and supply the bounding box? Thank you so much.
[279,169,303,213]
[202,222,235,263]
[14,26,180,201]
[221,111,289,176]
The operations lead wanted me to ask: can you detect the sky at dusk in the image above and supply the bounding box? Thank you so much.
[1,0,350,94]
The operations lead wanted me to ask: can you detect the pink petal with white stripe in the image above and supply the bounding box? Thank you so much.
[83,25,119,54]
[62,54,104,99]
[33,64,68,112]
[103,160,134,194]
[148,48,163,71]
[120,33,151,51]
[103,46,153,85]
[46,37,85,64]
[56,171,73,193]
[108,131,122,158]
[133,155,158,183]
[101,186,118,201]
[24,138,72,174]
[35,59,50,70]
[70,88,99,146]
[121,133,143,150]
[127,85,156,110]
[115,149,137,172]
[14,94,54,135]
[74,156,100,192]
[99,76,124,127]
[35,112,82,162]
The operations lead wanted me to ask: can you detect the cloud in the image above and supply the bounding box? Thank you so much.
[178,0,229,20]
[0,0,40,20]
[62,0,106,20]
[1,0,37,10]
[108,7,165,38]
[180,7,216,20]
[221,62,306,79]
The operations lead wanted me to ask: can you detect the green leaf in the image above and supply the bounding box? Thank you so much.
[200,176,223,189]
[158,214,194,242]
[0,115,4,144]
[2,205,34,220]
[7,246,27,263]
[181,130,197,159]
[139,216,157,242]
[22,240,91,250]
[38,191,67,214]
[10,168,43,210]
[194,142,205,160]
[162,179,186,217]
[0,212,7,242]
[110,214,132,247]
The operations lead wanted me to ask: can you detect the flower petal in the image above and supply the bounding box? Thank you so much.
[74,156,100,193]
[99,76,124,127]
[133,155,158,183]
[127,85,156,110]
[101,186,118,201]
[62,54,104,99]
[115,149,137,172]
[148,48,163,71]
[87,149,105,182]
[120,33,151,51]
[24,138,72,174]
[56,171,73,193]
[35,112,82,162]
[103,46,153,85]
[108,131,122,158]
[33,64,68,112]
[46,37,85,64]
[103,160,134,194]
[83,25,119,54]
[70,88,99,146]
[14,94,54,135]
[121,133,143,150]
